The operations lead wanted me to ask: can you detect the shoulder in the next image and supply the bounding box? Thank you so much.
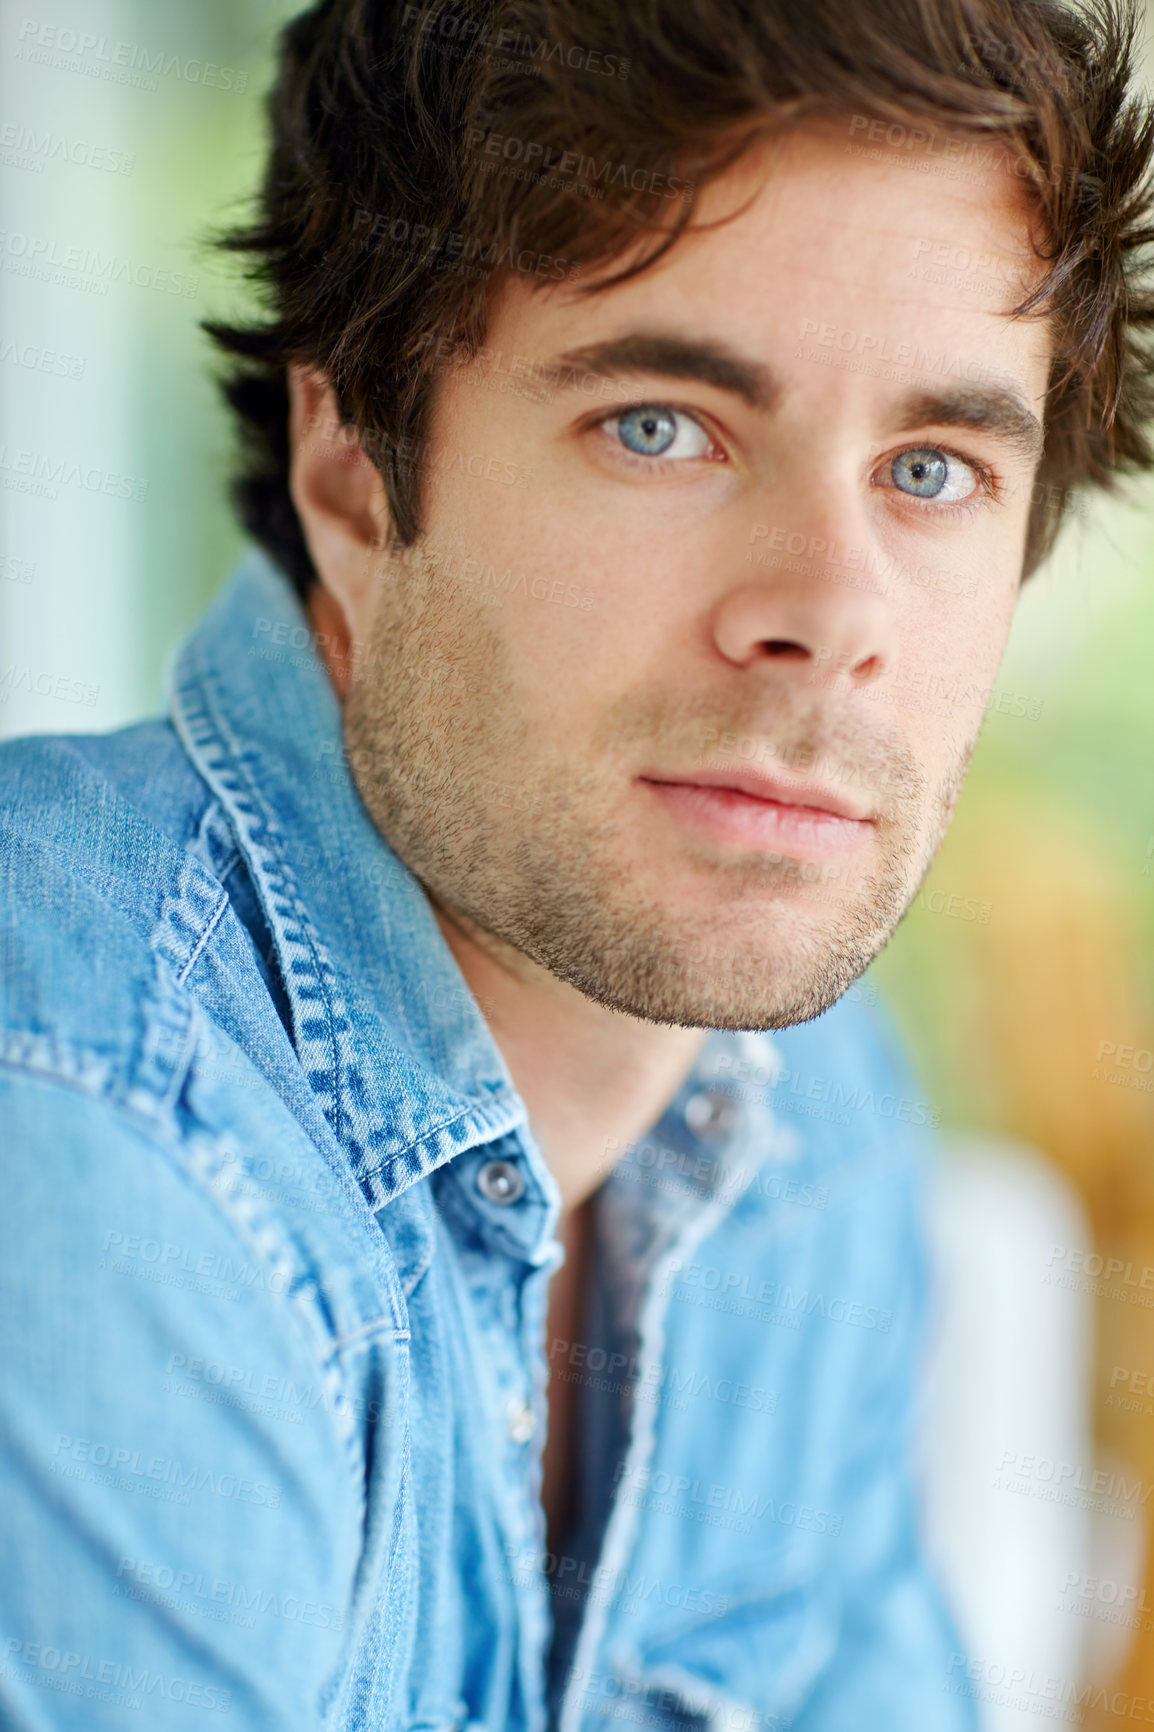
[0,717,216,853]
[0,719,347,1323]
[0,717,407,1415]
[0,720,237,1108]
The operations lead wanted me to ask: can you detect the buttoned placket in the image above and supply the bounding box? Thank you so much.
[433,1134,565,1731]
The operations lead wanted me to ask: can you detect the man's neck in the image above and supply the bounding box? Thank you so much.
[429,898,706,1217]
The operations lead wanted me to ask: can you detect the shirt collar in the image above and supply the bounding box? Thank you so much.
[170,549,789,1225]
[170,548,530,1212]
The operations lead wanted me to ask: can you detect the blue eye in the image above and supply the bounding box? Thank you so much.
[603,405,715,465]
[891,448,949,497]
[617,406,678,456]
[884,446,983,505]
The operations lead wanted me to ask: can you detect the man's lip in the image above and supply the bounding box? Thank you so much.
[638,768,875,823]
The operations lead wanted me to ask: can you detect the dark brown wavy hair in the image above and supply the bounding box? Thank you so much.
[205,0,1154,597]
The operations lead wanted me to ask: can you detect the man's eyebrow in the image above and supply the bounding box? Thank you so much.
[896,386,1044,463]
[550,332,777,411]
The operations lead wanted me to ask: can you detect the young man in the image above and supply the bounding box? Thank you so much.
[2,0,1152,1726]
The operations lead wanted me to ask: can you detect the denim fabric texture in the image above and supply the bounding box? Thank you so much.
[0,549,975,1730]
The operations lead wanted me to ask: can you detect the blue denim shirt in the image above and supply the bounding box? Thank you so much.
[0,549,973,1731]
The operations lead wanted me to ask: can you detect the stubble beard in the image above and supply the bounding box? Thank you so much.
[344,547,972,1031]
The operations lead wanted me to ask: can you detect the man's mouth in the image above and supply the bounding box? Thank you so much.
[637,767,876,858]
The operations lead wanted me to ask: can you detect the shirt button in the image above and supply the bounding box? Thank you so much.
[476,1158,526,1205]
[684,1089,739,1140]
[506,1398,536,1443]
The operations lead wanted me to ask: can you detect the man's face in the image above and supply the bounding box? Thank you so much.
[339,122,1052,1029]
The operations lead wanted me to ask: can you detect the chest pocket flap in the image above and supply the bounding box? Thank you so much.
[609,1547,841,1727]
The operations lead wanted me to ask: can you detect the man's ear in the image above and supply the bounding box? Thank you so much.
[287,364,389,656]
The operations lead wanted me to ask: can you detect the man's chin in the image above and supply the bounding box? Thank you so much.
[555,964,876,1034]
[521,906,895,1033]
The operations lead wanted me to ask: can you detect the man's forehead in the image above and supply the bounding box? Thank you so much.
[659,120,1046,305]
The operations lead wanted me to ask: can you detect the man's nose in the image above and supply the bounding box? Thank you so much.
[713,507,897,688]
